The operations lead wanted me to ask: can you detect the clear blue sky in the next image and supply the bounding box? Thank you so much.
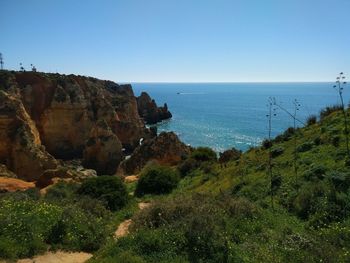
[1,0,349,82]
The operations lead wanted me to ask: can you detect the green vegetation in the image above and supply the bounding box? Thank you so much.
[190,147,217,162]
[135,165,180,197]
[78,176,128,211]
[90,107,350,262]
[307,115,317,126]
[2,105,350,262]
[0,180,125,260]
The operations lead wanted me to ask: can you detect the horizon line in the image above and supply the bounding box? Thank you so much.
[123,81,334,84]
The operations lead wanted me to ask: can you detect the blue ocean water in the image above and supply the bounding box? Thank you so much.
[132,83,348,152]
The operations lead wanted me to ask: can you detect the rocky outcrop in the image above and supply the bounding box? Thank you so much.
[0,90,57,181]
[36,166,97,188]
[0,177,35,192]
[219,148,242,163]
[0,71,169,183]
[119,132,191,175]
[29,74,148,158]
[137,92,172,124]
[0,72,152,159]
[83,120,123,175]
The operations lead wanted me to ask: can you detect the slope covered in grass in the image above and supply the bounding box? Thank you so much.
[91,108,350,263]
[1,107,349,262]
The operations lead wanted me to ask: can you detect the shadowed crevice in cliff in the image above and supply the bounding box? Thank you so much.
[82,120,123,175]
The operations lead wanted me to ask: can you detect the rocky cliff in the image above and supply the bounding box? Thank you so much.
[0,70,171,181]
[137,92,172,124]
[0,90,57,181]
[119,132,191,175]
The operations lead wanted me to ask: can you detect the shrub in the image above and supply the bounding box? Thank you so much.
[296,142,313,152]
[331,135,341,147]
[130,194,245,262]
[0,196,111,259]
[78,176,128,211]
[303,164,327,181]
[133,194,215,228]
[46,204,109,252]
[190,147,217,162]
[45,181,79,202]
[184,213,228,263]
[91,228,186,263]
[200,161,216,174]
[271,174,282,193]
[219,148,241,163]
[306,115,317,126]
[0,198,61,258]
[74,196,111,218]
[262,139,272,149]
[327,171,350,192]
[218,197,257,218]
[1,188,41,201]
[178,158,199,177]
[293,182,349,226]
[320,105,342,121]
[275,127,295,142]
[313,136,322,146]
[0,237,19,260]
[101,251,146,263]
[271,147,284,158]
[135,165,180,197]
[293,182,329,219]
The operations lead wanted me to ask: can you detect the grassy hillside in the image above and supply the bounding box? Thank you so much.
[1,107,350,262]
[91,107,350,263]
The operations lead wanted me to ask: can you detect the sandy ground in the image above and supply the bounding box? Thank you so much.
[124,175,139,183]
[114,219,133,238]
[114,202,151,239]
[138,202,151,210]
[16,251,92,263]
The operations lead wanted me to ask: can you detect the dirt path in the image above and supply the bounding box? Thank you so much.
[114,219,132,238]
[138,202,151,210]
[9,203,151,262]
[114,202,150,239]
[124,175,139,183]
[16,251,92,263]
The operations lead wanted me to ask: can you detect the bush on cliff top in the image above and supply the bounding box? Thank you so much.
[190,147,217,162]
[135,165,180,197]
[77,176,128,211]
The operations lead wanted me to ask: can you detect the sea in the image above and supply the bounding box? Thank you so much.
[132,83,348,152]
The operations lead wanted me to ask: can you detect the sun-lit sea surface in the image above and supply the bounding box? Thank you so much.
[132,83,347,152]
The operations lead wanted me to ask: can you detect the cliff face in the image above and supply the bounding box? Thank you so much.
[11,73,148,158]
[119,132,191,175]
[0,90,57,181]
[137,92,172,124]
[0,71,164,180]
[83,120,123,175]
